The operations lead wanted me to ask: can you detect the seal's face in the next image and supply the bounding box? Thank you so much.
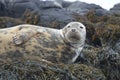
[62,22,86,44]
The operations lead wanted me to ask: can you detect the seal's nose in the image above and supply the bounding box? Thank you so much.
[72,29,76,32]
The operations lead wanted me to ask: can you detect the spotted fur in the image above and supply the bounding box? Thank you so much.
[0,22,86,63]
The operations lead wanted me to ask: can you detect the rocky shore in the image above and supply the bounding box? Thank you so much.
[0,0,120,80]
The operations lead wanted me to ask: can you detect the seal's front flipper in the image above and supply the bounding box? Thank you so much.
[12,26,45,45]
[12,29,42,45]
[13,30,34,45]
[13,33,25,45]
[72,47,83,62]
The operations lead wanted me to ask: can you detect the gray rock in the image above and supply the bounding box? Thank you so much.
[11,2,39,17]
[107,49,119,61]
[0,0,28,8]
[62,1,72,8]
[66,1,108,15]
[0,0,109,23]
[95,9,109,16]
[0,0,40,17]
[110,3,120,14]
[0,0,64,17]
[39,8,74,28]
[0,2,6,16]
[36,1,63,9]
[113,39,120,54]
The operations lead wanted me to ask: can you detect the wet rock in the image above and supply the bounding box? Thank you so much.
[0,17,25,28]
[97,47,120,80]
[113,39,120,54]
[0,1,119,80]
[0,58,106,80]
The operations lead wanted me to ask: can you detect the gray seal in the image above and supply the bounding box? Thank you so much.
[0,22,86,63]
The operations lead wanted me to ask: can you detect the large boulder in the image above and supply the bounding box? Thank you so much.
[0,0,39,17]
[62,1,72,8]
[66,1,108,16]
[0,0,63,18]
[0,17,25,28]
[37,1,63,9]
[11,2,39,17]
[110,3,120,14]
[0,0,109,24]
[0,2,6,16]
[39,8,73,28]
[0,56,106,80]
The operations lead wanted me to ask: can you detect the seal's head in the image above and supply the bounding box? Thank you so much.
[62,22,86,45]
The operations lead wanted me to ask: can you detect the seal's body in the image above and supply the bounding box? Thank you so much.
[0,22,86,63]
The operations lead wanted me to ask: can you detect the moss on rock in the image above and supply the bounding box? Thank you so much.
[0,17,25,28]
[0,57,106,80]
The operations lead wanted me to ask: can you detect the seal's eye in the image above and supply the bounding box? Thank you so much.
[68,26,70,28]
[80,26,83,29]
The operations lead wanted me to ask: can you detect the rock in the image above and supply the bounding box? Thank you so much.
[0,58,106,80]
[0,2,6,16]
[0,0,109,24]
[62,1,72,8]
[0,0,63,18]
[21,9,40,25]
[0,17,25,28]
[76,44,120,80]
[37,1,63,9]
[20,7,73,29]
[110,3,120,14]
[0,0,40,17]
[95,9,109,16]
[66,1,108,16]
[97,46,120,80]
[11,2,39,17]
[0,1,119,80]
[113,39,120,54]
[39,8,74,28]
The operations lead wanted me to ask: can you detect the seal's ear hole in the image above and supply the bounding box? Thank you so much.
[80,26,83,29]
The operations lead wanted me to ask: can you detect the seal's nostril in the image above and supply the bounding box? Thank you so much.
[72,29,76,32]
